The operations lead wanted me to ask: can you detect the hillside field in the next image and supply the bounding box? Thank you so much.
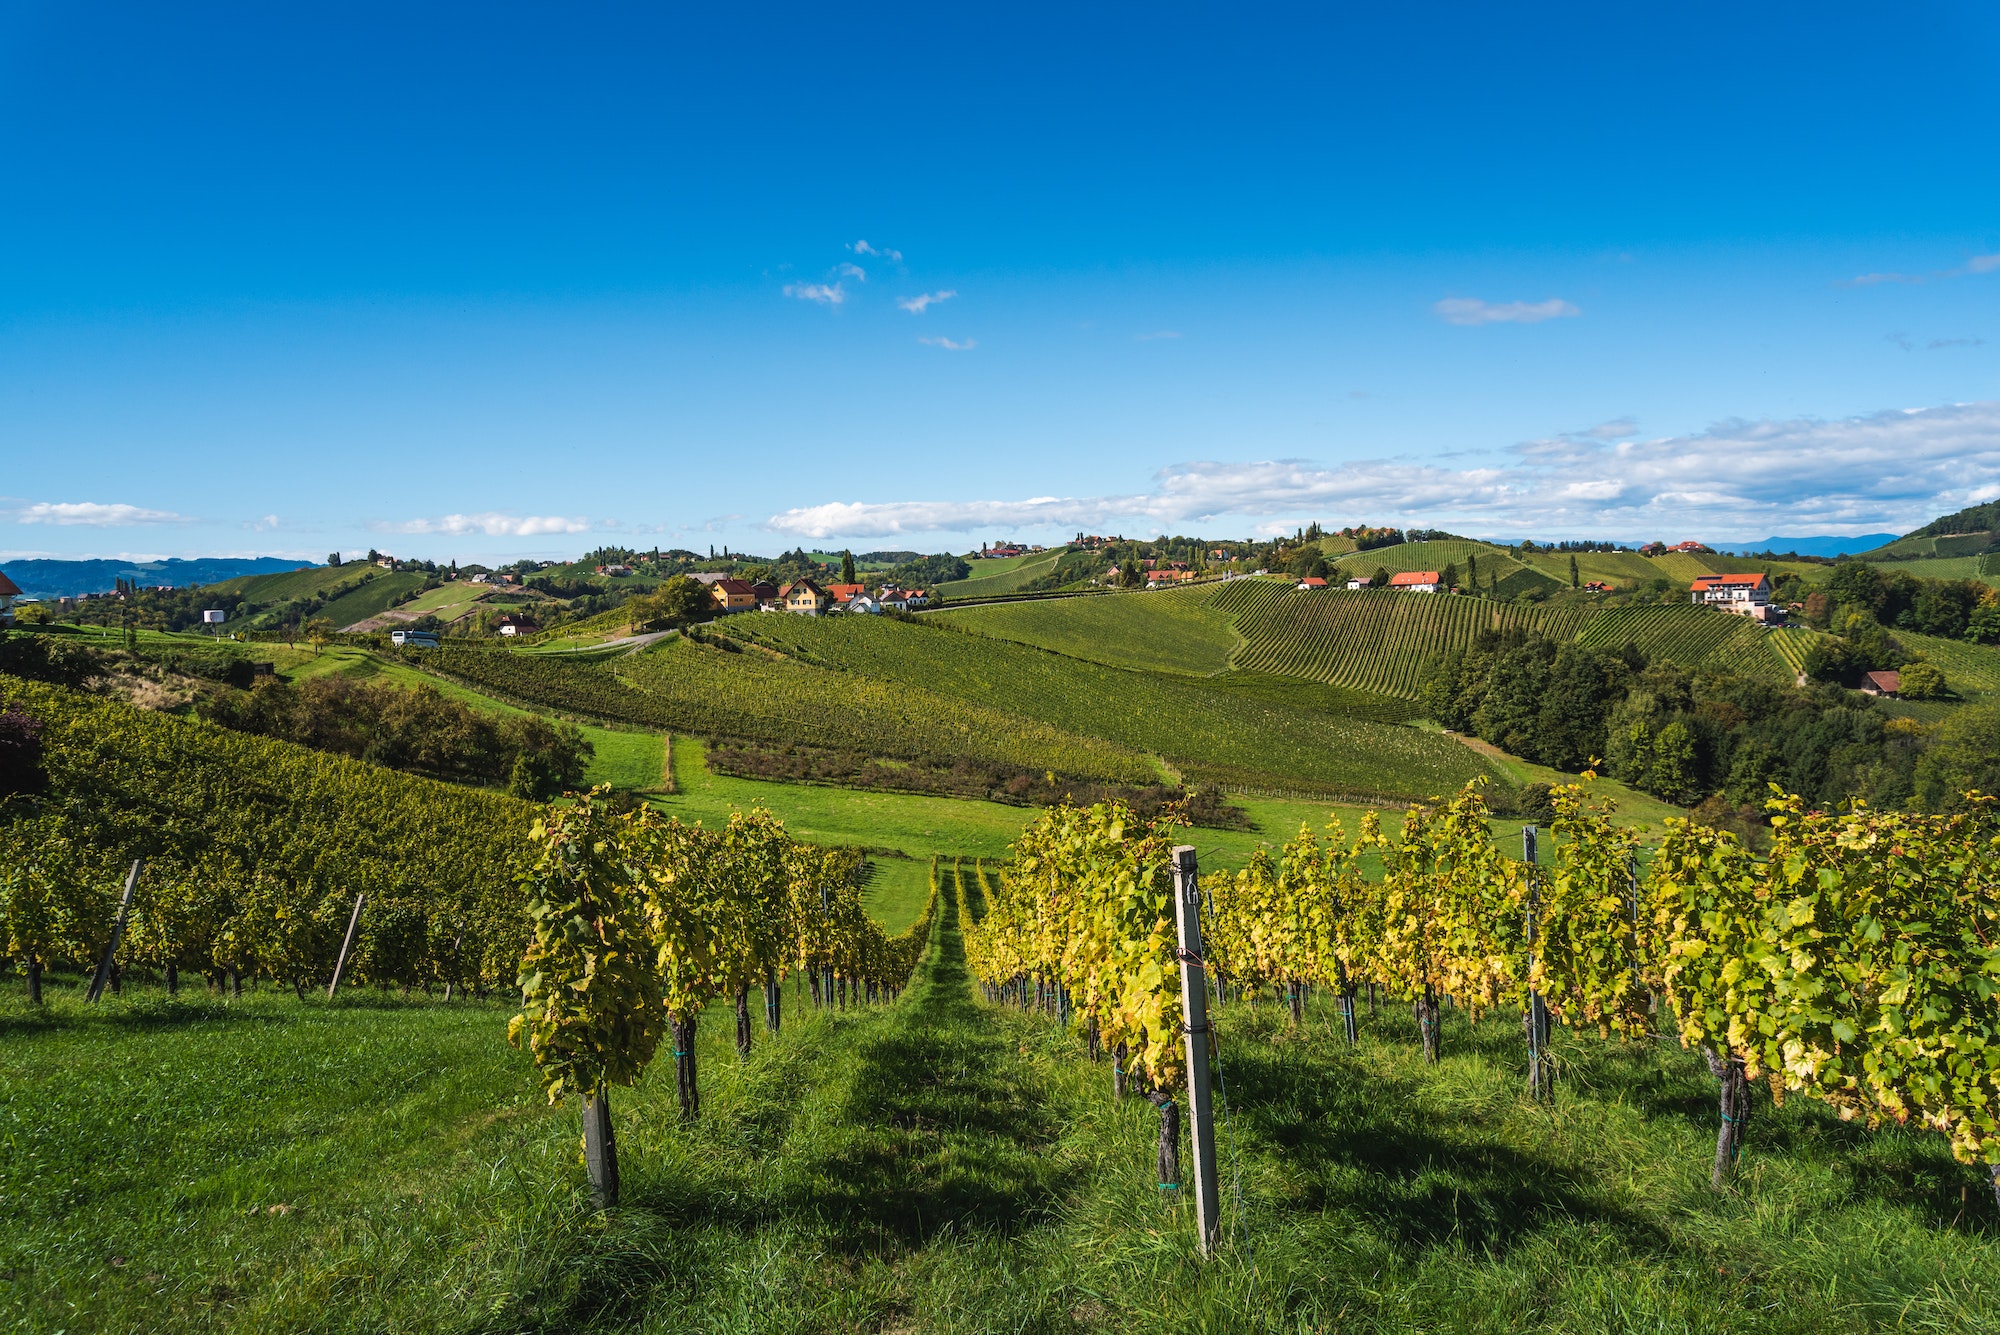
[932,548,1068,598]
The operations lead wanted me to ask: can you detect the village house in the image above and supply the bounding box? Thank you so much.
[1345,576,1368,590]
[1689,573,1779,622]
[595,563,633,577]
[842,594,882,615]
[826,582,867,604]
[1146,566,1197,586]
[1583,580,1612,593]
[1388,570,1441,593]
[495,614,538,637]
[1296,575,1328,590]
[711,578,758,613]
[1860,669,1901,697]
[748,580,779,606]
[0,568,18,624]
[785,580,832,615]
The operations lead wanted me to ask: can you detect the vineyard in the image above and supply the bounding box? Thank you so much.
[429,637,1162,787]
[1571,603,1791,680]
[941,584,1240,676]
[721,613,1494,799]
[1216,584,1592,696]
[964,779,2000,1194]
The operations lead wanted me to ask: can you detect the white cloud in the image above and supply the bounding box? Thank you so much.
[246,514,280,531]
[380,513,594,537]
[1844,252,2000,286]
[918,336,976,351]
[1581,417,1638,440]
[1434,297,1581,326]
[836,262,867,282]
[780,281,844,305]
[896,290,958,314]
[849,239,903,262]
[764,401,2000,542]
[10,500,189,526]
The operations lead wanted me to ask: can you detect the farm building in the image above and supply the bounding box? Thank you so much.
[1860,670,1901,696]
[1689,573,1779,622]
[1388,571,1441,593]
[826,583,868,604]
[711,578,758,613]
[1296,576,1328,589]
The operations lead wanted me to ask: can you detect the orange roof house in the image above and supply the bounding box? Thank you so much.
[1387,570,1441,592]
[826,583,867,603]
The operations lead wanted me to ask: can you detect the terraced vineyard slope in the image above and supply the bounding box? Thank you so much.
[722,613,1493,799]
[1216,585,1591,697]
[941,583,1238,675]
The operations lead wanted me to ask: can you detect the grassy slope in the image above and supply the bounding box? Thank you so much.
[938,584,1239,675]
[932,548,1066,598]
[613,636,1159,784]
[724,614,1494,799]
[318,572,430,629]
[8,899,1994,1334]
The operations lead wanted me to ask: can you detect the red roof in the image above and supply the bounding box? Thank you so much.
[1387,570,1440,586]
[1689,573,1767,591]
[1296,576,1328,587]
[0,570,19,598]
[1863,670,1901,693]
[827,583,867,601]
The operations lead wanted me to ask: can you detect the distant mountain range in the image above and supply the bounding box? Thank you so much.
[0,557,316,599]
[1711,535,1899,558]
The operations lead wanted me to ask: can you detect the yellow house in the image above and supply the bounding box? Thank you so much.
[711,578,759,613]
[785,579,830,615]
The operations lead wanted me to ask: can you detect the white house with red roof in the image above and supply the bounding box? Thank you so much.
[1388,570,1441,593]
[1689,572,1778,622]
[0,567,18,624]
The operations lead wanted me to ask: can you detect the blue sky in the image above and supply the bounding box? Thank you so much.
[3,0,1998,563]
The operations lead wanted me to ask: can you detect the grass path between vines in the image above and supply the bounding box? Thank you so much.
[7,881,2000,1332]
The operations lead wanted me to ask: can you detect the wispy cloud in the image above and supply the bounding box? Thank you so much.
[782,282,846,306]
[1581,417,1638,440]
[918,336,976,351]
[1135,330,1182,341]
[764,401,2000,542]
[379,513,595,537]
[1843,252,2000,287]
[1888,331,1986,352]
[849,239,903,262]
[836,262,867,282]
[245,514,281,531]
[896,290,957,314]
[1433,297,1581,326]
[9,500,190,526]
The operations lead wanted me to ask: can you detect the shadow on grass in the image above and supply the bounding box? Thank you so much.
[528,892,1079,1326]
[1218,1032,1667,1256]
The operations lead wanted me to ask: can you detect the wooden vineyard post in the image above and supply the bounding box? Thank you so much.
[326,893,365,998]
[1522,827,1553,1102]
[1171,844,1222,1258]
[765,967,782,1034]
[582,1091,619,1209]
[85,860,143,1003]
[443,922,466,1001]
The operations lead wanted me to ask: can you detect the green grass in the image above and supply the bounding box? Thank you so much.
[725,613,1496,799]
[939,584,1239,676]
[8,896,1996,1333]
[933,548,1068,598]
[318,571,431,630]
[611,635,1160,785]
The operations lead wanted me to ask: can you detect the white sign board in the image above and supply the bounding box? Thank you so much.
[202,609,227,624]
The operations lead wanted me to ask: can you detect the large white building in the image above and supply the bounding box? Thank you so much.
[1690,573,1778,622]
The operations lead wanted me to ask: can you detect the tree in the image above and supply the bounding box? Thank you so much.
[1899,660,1948,700]
[1467,550,1479,592]
[304,617,334,657]
[1440,562,1458,592]
[1569,554,1580,588]
[327,552,342,567]
[841,551,857,585]
[1370,566,1390,588]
